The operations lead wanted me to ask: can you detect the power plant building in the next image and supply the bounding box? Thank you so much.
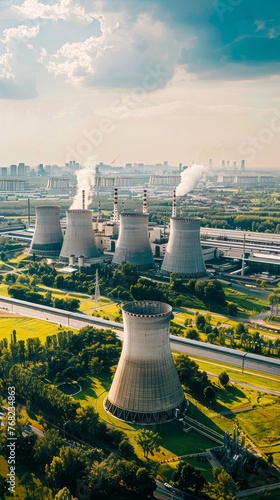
[105,301,186,423]
[59,209,100,262]
[29,206,63,257]
[161,217,206,278]
[112,212,154,269]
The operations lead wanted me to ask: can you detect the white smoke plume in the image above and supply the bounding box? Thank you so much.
[70,158,96,209]
[176,163,206,197]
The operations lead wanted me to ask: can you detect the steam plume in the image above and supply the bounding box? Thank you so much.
[176,163,205,197]
[70,158,95,209]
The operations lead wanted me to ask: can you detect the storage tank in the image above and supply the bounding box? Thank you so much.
[29,206,63,257]
[112,212,154,269]
[161,216,206,278]
[59,209,99,262]
[105,301,186,424]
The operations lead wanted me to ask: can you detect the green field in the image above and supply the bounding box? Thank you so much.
[0,314,76,343]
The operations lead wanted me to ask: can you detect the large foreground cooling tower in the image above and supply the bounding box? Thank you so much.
[59,209,99,262]
[161,217,206,278]
[29,206,63,257]
[105,301,186,424]
[112,212,154,269]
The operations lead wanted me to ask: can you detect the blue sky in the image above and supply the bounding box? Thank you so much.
[0,0,279,167]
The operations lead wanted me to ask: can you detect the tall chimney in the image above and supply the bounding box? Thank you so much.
[143,189,148,214]
[113,188,118,223]
[172,190,177,218]
[82,190,85,210]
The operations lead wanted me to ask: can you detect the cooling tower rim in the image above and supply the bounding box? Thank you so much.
[123,300,172,317]
[35,205,61,210]
[67,209,92,214]
[120,212,149,218]
[171,216,201,222]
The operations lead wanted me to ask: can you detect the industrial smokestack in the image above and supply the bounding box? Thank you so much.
[113,188,118,223]
[59,209,99,262]
[29,206,63,257]
[143,189,148,214]
[112,212,154,269]
[161,216,206,278]
[105,301,186,424]
[82,190,85,210]
[172,190,177,218]
[27,198,31,228]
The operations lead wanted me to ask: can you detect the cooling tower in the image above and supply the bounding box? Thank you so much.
[29,206,63,257]
[105,301,186,423]
[112,212,154,269]
[161,217,206,278]
[59,209,99,262]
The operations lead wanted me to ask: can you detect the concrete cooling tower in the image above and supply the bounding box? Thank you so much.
[59,209,99,262]
[29,206,63,257]
[105,301,186,424]
[112,212,154,269]
[161,217,206,278]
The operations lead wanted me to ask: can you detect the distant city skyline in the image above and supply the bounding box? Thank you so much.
[0,0,279,167]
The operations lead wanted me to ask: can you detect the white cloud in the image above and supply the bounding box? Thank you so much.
[12,0,99,25]
[2,24,40,44]
[45,11,186,88]
[0,24,40,79]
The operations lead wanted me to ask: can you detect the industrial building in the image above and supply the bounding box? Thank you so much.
[105,300,186,424]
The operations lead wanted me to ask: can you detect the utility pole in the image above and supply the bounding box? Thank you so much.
[94,269,100,309]
[241,233,246,276]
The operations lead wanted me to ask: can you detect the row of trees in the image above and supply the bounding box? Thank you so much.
[7,283,80,312]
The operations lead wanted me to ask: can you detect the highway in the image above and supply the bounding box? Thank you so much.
[0,295,279,377]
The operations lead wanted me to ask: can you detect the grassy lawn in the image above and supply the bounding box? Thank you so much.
[0,284,10,296]
[0,315,76,343]
[224,287,268,315]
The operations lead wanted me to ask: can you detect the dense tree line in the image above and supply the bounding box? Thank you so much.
[175,354,213,397]
[0,408,154,498]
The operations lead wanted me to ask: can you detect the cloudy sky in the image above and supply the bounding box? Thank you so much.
[0,0,279,168]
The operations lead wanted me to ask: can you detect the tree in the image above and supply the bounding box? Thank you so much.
[186,328,200,340]
[173,461,206,493]
[195,314,206,330]
[204,386,216,401]
[206,469,238,500]
[219,371,230,387]
[54,487,78,500]
[227,303,238,316]
[46,446,90,494]
[34,428,65,469]
[135,429,162,459]
[234,322,246,336]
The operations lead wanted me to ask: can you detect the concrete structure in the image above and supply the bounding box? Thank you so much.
[29,206,63,257]
[112,212,154,269]
[59,209,99,262]
[0,179,27,192]
[161,217,206,278]
[46,177,70,191]
[105,301,186,423]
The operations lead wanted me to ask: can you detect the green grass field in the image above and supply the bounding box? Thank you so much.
[0,314,76,343]
[224,287,268,315]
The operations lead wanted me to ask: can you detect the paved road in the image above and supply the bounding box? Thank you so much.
[0,296,279,377]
